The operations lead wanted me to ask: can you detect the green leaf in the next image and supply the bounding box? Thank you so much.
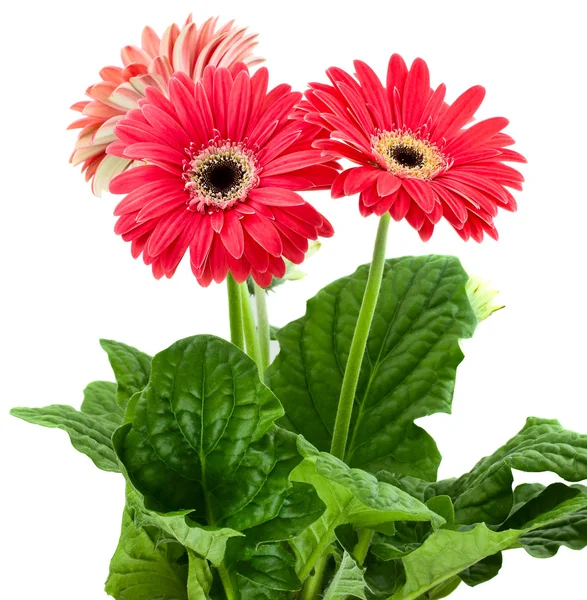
[236,544,301,597]
[425,577,461,599]
[323,551,368,600]
[388,525,520,600]
[114,335,323,547]
[458,552,502,587]
[290,440,444,580]
[10,380,122,472]
[503,483,587,558]
[187,551,213,600]
[364,554,405,599]
[266,255,477,480]
[125,487,243,568]
[520,508,587,558]
[81,380,123,425]
[440,418,587,525]
[105,505,188,600]
[100,339,151,409]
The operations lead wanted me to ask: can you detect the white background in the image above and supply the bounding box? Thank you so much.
[1,0,586,597]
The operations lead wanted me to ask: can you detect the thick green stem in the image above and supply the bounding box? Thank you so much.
[241,284,263,375]
[353,529,374,566]
[254,283,271,373]
[330,213,391,460]
[299,555,329,600]
[227,274,244,350]
[216,562,237,600]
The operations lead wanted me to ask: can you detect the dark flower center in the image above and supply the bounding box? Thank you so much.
[184,141,259,212]
[200,158,245,196]
[391,145,425,169]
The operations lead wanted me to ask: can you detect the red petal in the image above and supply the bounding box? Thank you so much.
[402,179,436,213]
[377,171,402,197]
[219,210,245,258]
[344,167,381,196]
[249,188,305,206]
[241,212,283,256]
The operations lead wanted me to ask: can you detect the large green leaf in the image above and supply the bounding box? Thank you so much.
[290,439,444,580]
[100,339,151,409]
[114,335,324,547]
[105,504,188,600]
[10,380,122,472]
[266,255,477,480]
[323,551,368,600]
[438,418,587,525]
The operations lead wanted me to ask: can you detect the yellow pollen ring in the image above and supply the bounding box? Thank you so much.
[371,130,448,181]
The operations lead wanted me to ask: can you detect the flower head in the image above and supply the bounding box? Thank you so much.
[68,15,262,196]
[109,65,338,287]
[301,54,526,241]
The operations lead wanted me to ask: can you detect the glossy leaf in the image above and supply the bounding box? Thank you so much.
[266,255,477,480]
[114,335,323,548]
[100,339,151,409]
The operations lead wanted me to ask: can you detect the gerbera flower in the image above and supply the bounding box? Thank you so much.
[68,15,262,196]
[109,65,338,287]
[301,54,526,241]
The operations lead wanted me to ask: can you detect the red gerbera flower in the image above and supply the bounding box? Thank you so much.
[68,14,262,196]
[109,65,338,287]
[301,54,526,241]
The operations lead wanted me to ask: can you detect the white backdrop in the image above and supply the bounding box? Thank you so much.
[1,0,586,597]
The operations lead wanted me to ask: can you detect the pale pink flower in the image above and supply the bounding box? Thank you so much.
[68,14,262,195]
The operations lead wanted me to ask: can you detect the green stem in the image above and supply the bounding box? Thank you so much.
[299,555,329,600]
[254,283,271,373]
[216,562,237,600]
[227,274,244,350]
[330,213,391,460]
[353,529,374,566]
[241,284,263,375]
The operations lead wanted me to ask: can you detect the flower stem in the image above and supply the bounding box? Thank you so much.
[254,283,271,373]
[240,283,263,376]
[299,555,328,600]
[353,529,374,566]
[216,562,237,600]
[227,274,244,350]
[330,213,391,460]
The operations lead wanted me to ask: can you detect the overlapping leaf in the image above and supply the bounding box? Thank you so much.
[113,335,324,552]
[105,504,188,600]
[266,255,477,480]
[100,339,151,409]
[435,418,587,525]
[290,439,444,580]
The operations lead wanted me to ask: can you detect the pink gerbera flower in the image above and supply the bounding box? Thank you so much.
[301,54,526,241]
[109,65,338,287]
[68,15,262,196]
